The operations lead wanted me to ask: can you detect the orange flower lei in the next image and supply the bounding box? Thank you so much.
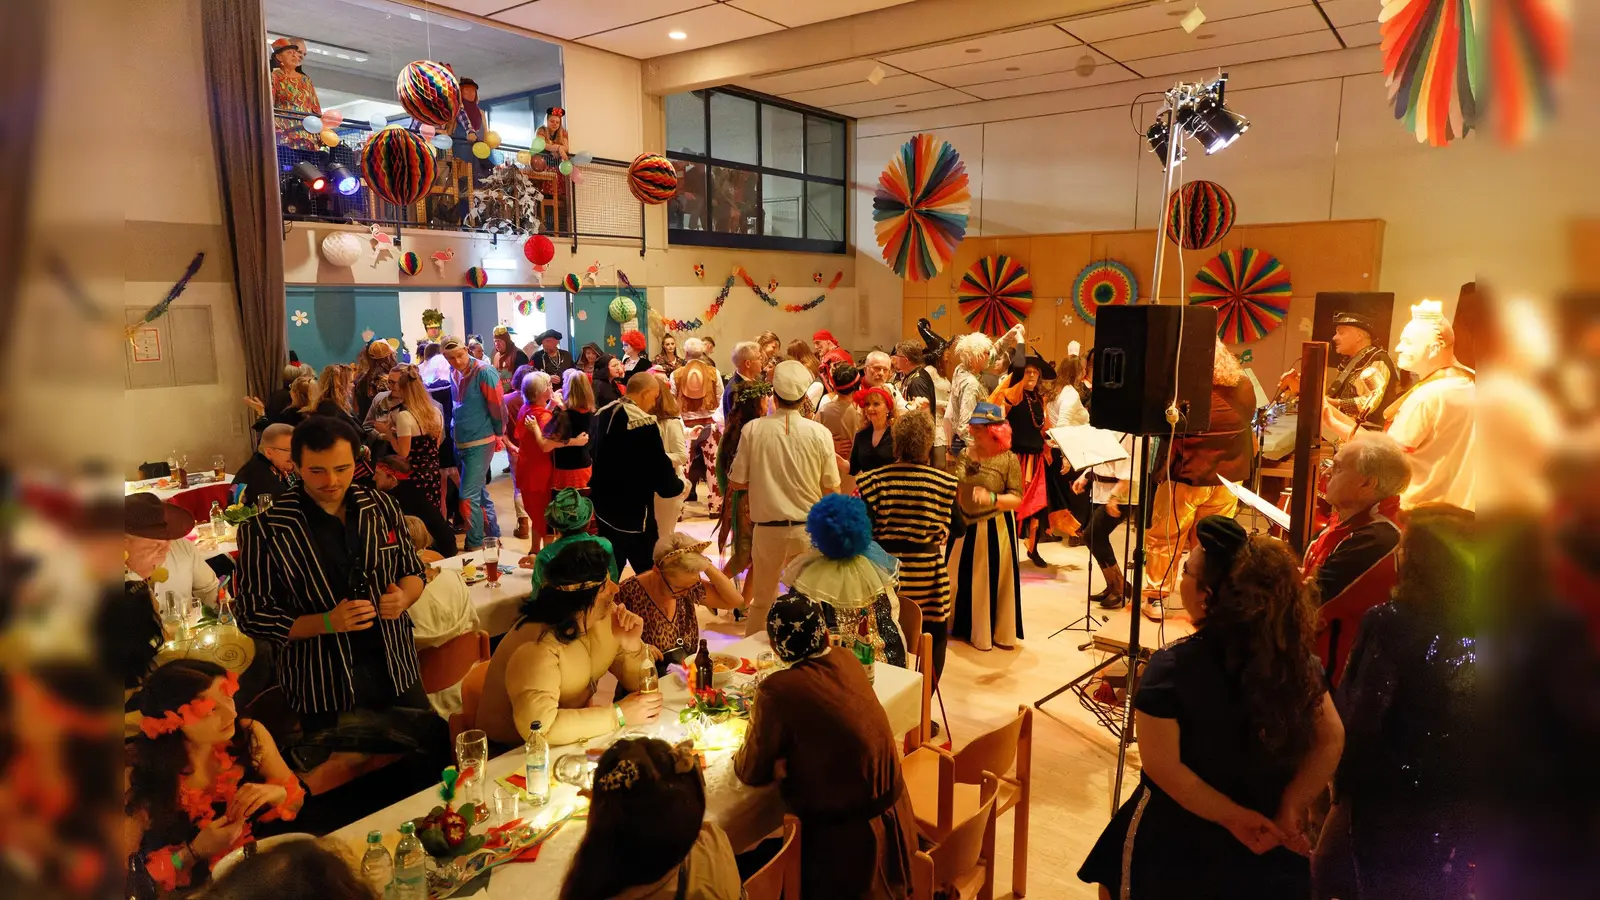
[139,670,239,739]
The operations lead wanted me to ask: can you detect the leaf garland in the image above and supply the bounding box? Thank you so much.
[738,267,838,312]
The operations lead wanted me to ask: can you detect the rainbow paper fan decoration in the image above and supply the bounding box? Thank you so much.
[1165,181,1236,250]
[1483,0,1569,145]
[398,251,422,276]
[395,60,461,130]
[1071,260,1137,326]
[872,133,970,283]
[465,267,488,288]
[1189,248,1292,343]
[360,127,436,207]
[957,255,1033,336]
[562,274,581,293]
[1380,0,1480,146]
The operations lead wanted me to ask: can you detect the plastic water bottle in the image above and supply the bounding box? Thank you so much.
[209,500,226,535]
[524,721,550,808]
[392,821,426,900]
[359,830,392,894]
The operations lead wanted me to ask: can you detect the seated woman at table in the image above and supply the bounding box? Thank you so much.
[782,494,908,668]
[735,592,919,900]
[524,488,619,590]
[124,493,219,614]
[561,737,742,900]
[127,660,306,895]
[617,534,746,670]
[477,541,660,747]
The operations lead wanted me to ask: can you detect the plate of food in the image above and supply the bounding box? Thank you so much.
[211,833,317,879]
[709,653,753,686]
[459,562,487,585]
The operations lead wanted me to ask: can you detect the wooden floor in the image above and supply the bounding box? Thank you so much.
[486,467,1195,899]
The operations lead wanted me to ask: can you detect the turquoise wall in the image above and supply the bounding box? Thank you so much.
[285,287,405,371]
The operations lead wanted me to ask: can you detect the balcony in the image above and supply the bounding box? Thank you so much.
[273,112,644,254]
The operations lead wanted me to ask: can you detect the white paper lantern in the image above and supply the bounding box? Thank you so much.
[321,232,364,267]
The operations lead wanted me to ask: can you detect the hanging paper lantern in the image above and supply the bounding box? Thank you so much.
[302,115,323,134]
[957,255,1033,336]
[1189,248,1293,343]
[1071,260,1138,326]
[398,251,422,276]
[360,127,436,207]
[395,60,461,129]
[558,160,574,176]
[873,133,971,282]
[536,295,546,312]
[1164,181,1236,250]
[626,153,679,205]
[516,297,534,316]
[562,274,581,292]
[320,129,341,147]
[320,232,363,267]
[465,267,489,289]
[608,296,638,324]
[524,234,555,266]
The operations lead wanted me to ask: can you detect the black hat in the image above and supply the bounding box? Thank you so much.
[916,318,948,366]
[1022,353,1057,381]
[536,329,562,342]
[1331,312,1377,336]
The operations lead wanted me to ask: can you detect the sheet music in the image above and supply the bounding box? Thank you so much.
[1048,425,1130,470]
[1219,476,1291,531]
[1243,367,1269,409]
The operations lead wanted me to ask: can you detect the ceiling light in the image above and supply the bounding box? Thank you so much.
[1145,120,1187,169]
[1175,74,1249,154]
[1075,54,1097,77]
[867,65,886,85]
[965,47,982,53]
[1181,5,1207,33]
[668,30,687,40]
[1005,66,1021,72]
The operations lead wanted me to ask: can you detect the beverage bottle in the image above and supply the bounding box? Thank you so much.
[209,501,226,537]
[694,639,714,695]
[392,821,426,900]
[173,454,189,488]
[360,830,393,893]
[524,721,550,807]
[126,852,158,900]
[854,616,876,686]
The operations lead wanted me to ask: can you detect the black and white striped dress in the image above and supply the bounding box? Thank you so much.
[856,463,959,624]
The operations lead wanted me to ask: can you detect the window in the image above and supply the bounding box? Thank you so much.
[481,86,563,149]
[665,88,848,253]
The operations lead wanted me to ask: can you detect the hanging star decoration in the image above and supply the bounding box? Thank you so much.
[124,252,205,345]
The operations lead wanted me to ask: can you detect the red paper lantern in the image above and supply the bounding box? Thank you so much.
[524,234,555,267]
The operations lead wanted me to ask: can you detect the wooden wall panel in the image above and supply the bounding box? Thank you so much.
[1572,219,1600,290]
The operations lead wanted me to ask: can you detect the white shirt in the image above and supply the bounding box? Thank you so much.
[1053,385,1090,427]
[930,366,951,448]
[1091,433,1143,506]
[127,538,220,609]
[410,569,479,649]
[1387,369,1475,510]
[420,354,453,386]
[729,409,840,523]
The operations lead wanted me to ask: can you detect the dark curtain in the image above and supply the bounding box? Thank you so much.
[0,0,44,327]
[201,0,285,400]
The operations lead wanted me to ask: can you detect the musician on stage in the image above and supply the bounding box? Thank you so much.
[1279,311,1401,430]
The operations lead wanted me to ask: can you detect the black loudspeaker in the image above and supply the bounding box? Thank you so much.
[1090,304,1216,435]
[1312,292,1396,351]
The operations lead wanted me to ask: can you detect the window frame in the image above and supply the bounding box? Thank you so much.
[666,87,848,254]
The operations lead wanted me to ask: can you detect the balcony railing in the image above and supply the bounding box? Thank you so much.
[273,111,644,254]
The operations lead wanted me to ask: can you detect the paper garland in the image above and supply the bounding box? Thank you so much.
[124,252,204,345]
[655,275,735,332]
[739,268,837,313]
[1188,248,1292,343]
[1071,260,1137,326]
[957,255,1033,335]
[872,133,971,282]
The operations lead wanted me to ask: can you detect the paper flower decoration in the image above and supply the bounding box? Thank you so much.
[1189,248,1293,343]
[609,297,638,324]
[605,335,617,348]
[873,133,970,282]
[524,234,555,266]
[626,153,679,204]
[292,310,309,326]
[361,328,375,342]
[693,264,704,279]
[577,309,588,321]
[1071,260,1137,326]
[465,267,488,288]
[320,232,363,267]
[563,274,581,292]
[1165,181,1236,250]
[395,60,461,130]
[516,297,534,316]
[957,255,1033,336]
[398,251,421,276]
[360,127,436,207]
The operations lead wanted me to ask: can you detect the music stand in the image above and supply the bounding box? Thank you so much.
[1045,426,1130,634]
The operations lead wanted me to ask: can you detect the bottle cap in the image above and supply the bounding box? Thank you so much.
[399,821,415,834]
[367,830,383,842]
[530,720,542,731]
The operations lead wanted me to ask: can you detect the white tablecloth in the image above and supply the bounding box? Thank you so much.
[432,552,529,638]
[1261,413,1299,461]
[332,633,923,898]
[125,474,235,501]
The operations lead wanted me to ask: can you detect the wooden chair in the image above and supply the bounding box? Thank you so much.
[418,630,491,694]
[742,815,801,900]
[897,594,935,749]
[448,658,491,741]
[903,706,1033,897]
[911,772,999,900]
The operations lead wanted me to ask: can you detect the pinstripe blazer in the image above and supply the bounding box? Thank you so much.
[234,484,425,715]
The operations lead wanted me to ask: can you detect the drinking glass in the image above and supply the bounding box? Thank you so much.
[483,537,501,585]
[212,454,226,478]
[255,493,273,514]
[455,729,490,823]
[194,523,215,544]
[553,753,596,789]
[492,786,520,827]
[639,658,660,695]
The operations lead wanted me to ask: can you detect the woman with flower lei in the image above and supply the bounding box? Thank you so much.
[126,660,305,894]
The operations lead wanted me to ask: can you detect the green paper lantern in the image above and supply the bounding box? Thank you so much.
[609,296,638,323]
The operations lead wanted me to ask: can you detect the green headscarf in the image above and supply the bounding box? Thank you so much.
[546,488,593,535]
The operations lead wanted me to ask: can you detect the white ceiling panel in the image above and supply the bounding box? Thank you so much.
[1315,0,1381,28]
[921,46,1113,87]
[492,0,710,40]
[876,26,1080,74]
[1135,28,1341,77]
[1338,21,1382,48]
[961,63,1137,100]
[782,73,945,107]
[1062,0,1309,44]
[739,59,908,96]
[830,87,973,118]
[1094,5,1330,63]
[423,0,527,16]
[725,0,915,28]
[574,3,783,58]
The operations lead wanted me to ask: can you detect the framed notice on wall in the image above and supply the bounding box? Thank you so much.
[132,328,161,362]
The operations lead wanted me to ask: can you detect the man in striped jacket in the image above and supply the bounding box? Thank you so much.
[235,415,446,773]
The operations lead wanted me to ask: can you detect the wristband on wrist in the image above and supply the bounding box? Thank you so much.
[614,704,627,729]
[172,849,186,872]
[323,612,334,633]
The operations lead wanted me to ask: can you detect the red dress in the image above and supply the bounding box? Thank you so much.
[515,405,555,537]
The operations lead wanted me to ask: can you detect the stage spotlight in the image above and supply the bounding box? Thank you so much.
[292,160,327,192]
[1145,120,1186,169]
[326,162,359,195]
[1177,77,1249,154]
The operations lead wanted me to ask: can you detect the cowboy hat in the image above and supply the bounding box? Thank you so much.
[125,493,195,540]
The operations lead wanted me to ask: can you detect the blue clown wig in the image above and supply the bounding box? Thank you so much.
[807,493,873,561]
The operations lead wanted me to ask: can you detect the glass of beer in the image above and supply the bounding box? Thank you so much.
[212,454,226,478]
[483,537,501,584]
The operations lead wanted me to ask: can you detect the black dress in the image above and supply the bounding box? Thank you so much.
[849,427,895,476]
[1079,630,1311,898]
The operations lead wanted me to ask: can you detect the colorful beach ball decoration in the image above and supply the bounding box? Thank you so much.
[320,232,363,267]
[562,273,581,293]
[957,255,1033,336]
[524,233,555,266]
[1164,180,1236,251]
[465,267,489,289]
[874,133,971,283]
[609,296,638,324]
[516,296,534,316]
[626,153,679,205]
[1189,248,1293,344]
[398,251,422,276]
[395,60,461,130]
[1071,260,1138,326]
[360,127,436,207]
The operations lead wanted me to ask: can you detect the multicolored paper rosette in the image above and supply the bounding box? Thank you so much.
[395,60,461,130]
[1164,181,1236,250]
[1188,248,1293,343]
[562,274,581,293]
[627,154,679,204]
[1071,260,1138,326]
[1380,0,1481,146]
[464,267,488,289]
[957,255,1033,336]
[398,251,422,276]
[1483,0,1569,145]
[872,133,971,283]
[360,127,436,207]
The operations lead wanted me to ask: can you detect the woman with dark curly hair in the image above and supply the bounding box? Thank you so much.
[1078,516,1344,899]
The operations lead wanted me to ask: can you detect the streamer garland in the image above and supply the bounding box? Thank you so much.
[738,267,837,312]
[657,274,735,332]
